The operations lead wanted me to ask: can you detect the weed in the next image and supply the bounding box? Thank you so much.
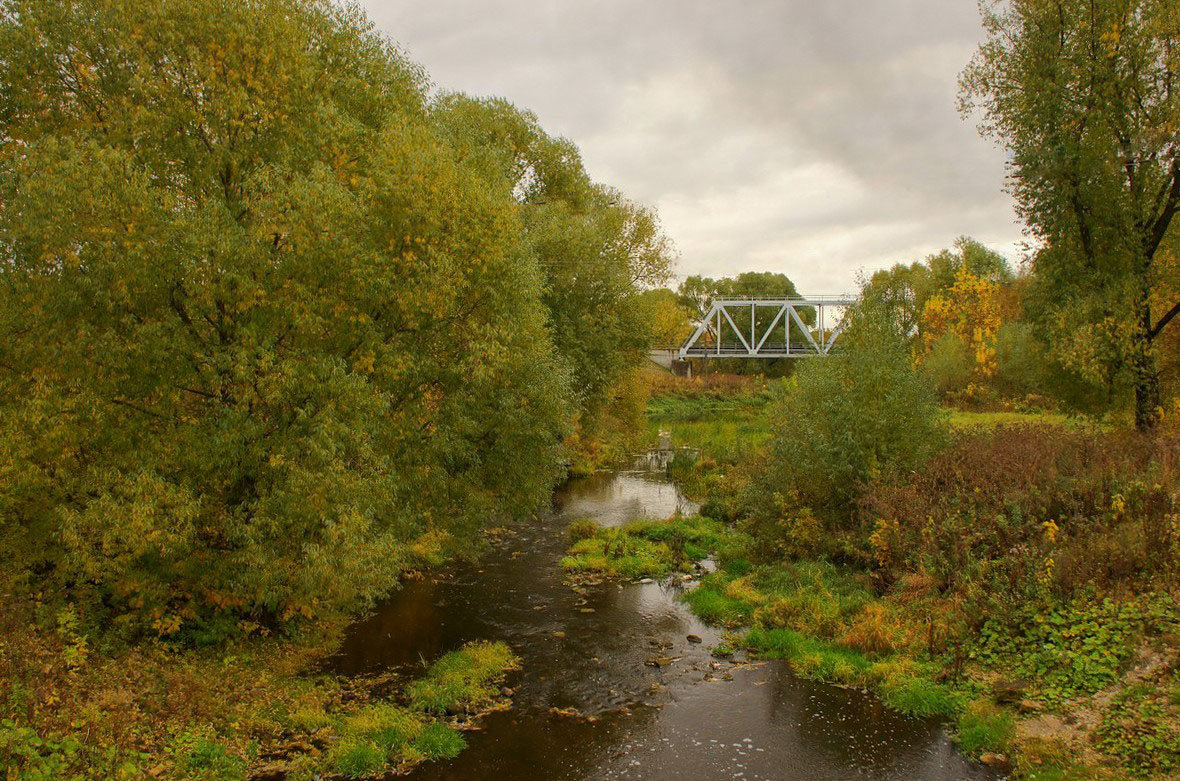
[410,723,466,760]
[1094,683,1180,777]
[954,700,1015,756]
[406,641,519,716]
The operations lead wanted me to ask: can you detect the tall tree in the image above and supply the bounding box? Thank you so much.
[961,0,1180,429]
[861,236,1012,352]
[0,0,575,632]
[431,95,674,422]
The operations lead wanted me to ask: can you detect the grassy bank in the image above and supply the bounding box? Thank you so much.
[642,372,1180,780]
[0,599,518,780]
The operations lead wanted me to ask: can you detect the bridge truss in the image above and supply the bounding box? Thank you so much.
[678,297,857,359]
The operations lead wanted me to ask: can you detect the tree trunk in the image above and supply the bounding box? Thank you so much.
[1132,285,1161,431]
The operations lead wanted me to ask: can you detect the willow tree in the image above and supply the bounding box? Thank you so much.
[0,0,572,633]
[961,0,1180,429]
[431,95,674,428]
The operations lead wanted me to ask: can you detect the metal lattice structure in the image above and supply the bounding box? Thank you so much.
[678,296,857,359]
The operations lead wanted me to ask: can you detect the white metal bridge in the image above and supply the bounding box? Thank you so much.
[678,296,856,359]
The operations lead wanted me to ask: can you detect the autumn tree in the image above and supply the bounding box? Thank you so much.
[431,95,674,426]
[921,268,1005,380]
[861,236,1013,352]
[0,0,580,634]
[961,0,1180,429]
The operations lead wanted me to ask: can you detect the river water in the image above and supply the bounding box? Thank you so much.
[330,460,994,781]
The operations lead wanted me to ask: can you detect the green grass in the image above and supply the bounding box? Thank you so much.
[879,676,960,718]
[954,700,1015,757]
[410,723,466,761]
[678,561,966,720]
[947,409,1072,429]
[323,640,517,777]
[646,391,773,463]
[683,573,757,625]
[406,640,520,716]
[561,516,750,581]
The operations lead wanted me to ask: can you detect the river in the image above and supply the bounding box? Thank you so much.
[330,459,995,780]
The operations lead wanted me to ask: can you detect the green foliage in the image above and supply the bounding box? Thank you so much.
[1094,683,1180,778]
[410,723,466,761]
[561,516,747,580]
[861,237,1013,352]
[0,0,587,634]
[972,595,1178,706]
[748,307,947,530]
[432,95,673,428]
[954,700,1015,757]
[961,0,1180,428]
[406,640,519,716]
[0,720,82,781]
[922,332,973,396]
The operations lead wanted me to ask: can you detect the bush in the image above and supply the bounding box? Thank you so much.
[922,332,973,397]
[746,306,947,543]
[863,425,1179,602]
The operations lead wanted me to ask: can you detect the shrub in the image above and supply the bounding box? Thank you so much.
[746,307,947,541]
[922,332,973,397]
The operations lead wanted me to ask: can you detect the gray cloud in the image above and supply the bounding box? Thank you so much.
[360,0,1022,293]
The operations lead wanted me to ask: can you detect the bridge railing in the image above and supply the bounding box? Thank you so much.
[678,295,859,359]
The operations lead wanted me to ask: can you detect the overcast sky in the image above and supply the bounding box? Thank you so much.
[359,0,1022,294]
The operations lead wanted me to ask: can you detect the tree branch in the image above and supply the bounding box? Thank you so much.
[1150,299,1180,341]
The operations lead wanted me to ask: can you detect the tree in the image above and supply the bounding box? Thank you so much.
[637,288,695,347]
[961,0,1180,429]
[0,0,576,633]
[431,95,674,422]
[861,237,1012,353]
[921,268,1004,381]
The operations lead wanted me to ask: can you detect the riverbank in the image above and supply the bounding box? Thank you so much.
[642,373,1180,780]
[0,599,519,779]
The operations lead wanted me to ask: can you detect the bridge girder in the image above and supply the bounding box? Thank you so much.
[678,297,856,359]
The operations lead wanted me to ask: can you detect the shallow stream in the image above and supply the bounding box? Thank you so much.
[330,459,994,780]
